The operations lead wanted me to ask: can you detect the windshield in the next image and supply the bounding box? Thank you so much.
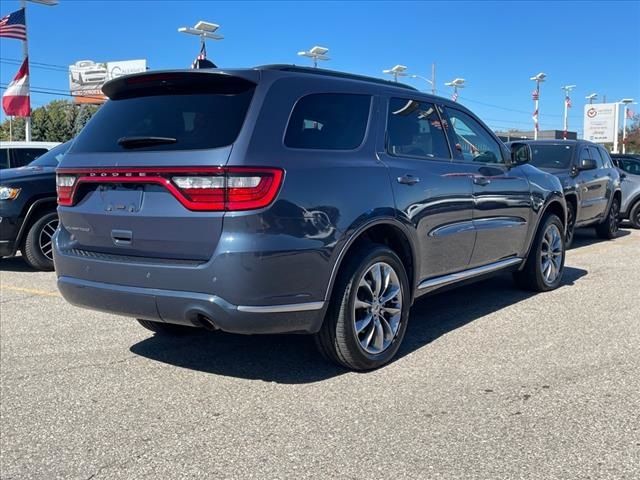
[529,144,575,169]
[28,141,72,167]
[71,83,255,153]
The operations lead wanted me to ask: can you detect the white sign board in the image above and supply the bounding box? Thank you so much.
[69,59,147,103]
[584,103,618,143]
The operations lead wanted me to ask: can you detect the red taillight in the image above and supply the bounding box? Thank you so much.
[56,175,77,206]
[55,167,283,212]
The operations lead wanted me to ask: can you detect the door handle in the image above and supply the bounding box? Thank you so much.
[473,176,491,186]
[397,175,420,185]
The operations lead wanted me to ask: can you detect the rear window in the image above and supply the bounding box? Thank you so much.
[284,93,371,150]
[29,141,72,167]
[71,85,255,153]
[530,144,575,169]
[11,148,48,167]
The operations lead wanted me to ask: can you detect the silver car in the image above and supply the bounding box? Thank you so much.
[612,154,640,228]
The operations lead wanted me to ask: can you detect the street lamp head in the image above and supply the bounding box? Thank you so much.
[178,21,223,40]
[620,98,635,104]
[530,72,547,82]
[445,78,465,88]
[383,64,408,75]
[561,85,576,91]
[194,21,219,32]
[297,46,330,62]
[585,93,598,100]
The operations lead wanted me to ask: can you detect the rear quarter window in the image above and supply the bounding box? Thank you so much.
[71,83,255,153]
[284,93,371,150]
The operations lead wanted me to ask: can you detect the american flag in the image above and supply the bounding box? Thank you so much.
[451,91,458,102]
[0,8,27,41]
[565,96,572,108]
[531,89,539,101]
[627,108,635,120]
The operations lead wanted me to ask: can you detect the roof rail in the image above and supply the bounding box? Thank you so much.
[257,64,417,91]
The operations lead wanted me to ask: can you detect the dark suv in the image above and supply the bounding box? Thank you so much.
[54,66,567,370]
[511,140,622,246]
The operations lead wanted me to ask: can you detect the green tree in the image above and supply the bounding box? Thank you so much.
[0,100,100,142]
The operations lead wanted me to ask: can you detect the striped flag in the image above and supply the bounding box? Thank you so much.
[565,95,572,108]
[531,89,539,101]
[532,108,539,131]
[627,108,635,119]
[451,91,458,102]
[2,58,30,117]
[0,8,27,41]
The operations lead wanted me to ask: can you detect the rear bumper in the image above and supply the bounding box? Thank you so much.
[57,276,325,334]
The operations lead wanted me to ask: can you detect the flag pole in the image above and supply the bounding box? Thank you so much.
[534,81,539,140]
[20,0,31,141]
[622,105,629,155]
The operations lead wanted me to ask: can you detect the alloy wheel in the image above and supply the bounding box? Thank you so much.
[353,262,403,355]
[39,218,58,261]
[540,223,563,286]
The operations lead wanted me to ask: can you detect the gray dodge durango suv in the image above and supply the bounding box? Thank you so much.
[54,66,567,370]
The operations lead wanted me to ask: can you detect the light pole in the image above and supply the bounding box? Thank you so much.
[411,74,436,95]
[444,78,465,102]
[178,21,223,68]
[585,93,598,105]
[561,85,576,140]
[383,65,408,82]
[620,98,636,154]
[297,46,329,68]
[530,72,546,140]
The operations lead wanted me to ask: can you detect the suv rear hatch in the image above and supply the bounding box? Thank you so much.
[57,70,280,261]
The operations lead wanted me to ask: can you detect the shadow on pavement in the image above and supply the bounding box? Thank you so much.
[0,256,36,273]
[569,227,630,250]
[130,266,588,384]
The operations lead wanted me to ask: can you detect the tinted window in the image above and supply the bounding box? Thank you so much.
[445,108,504,163]
[72,85,255,153]
[619,158,640,175]
[530,144,575,169]
[285,93,370,150]
[387,99,450,159]
[11,148,48,167]
[590,147,605,168]
[29,141,72,167]
[597,147,613,168]
[0,149,8,169]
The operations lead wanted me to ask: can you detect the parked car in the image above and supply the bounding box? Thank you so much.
[611,153,640,228]
[53,66,567,370]
[0,141,71,270]
[0,141,60,170]
[509,140,622,247]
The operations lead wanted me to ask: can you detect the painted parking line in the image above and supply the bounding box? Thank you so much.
[0,286,60,298]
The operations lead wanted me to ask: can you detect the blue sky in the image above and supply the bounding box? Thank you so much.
[1,0,639,135]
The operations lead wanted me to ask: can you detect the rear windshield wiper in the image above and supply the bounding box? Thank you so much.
[117,136,177,149]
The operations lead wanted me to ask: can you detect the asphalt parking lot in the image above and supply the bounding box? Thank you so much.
[1,228,639,480]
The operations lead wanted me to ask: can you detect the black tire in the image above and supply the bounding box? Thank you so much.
[514,214,565,292]
[629,201,640,229]
[136,319,194,335]
[314,244,411,371]
[595,196,620,239]
[565,201,576,248]
[22,211,58,271]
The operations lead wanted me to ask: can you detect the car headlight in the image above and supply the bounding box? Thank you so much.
[0,186,21,201]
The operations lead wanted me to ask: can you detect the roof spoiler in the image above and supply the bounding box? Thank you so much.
[102,69,260,100]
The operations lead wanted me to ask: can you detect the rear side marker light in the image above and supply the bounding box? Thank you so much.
[56,167,284,212]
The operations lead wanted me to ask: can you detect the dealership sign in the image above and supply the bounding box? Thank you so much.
[583,103,618,143]
[68,59,147,103]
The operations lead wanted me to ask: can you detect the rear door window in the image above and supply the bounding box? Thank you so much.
[11,148,48,167]
[71,81,255,153]
[387,99,451,159]
[0,149,9,169]
[284,93,371,150]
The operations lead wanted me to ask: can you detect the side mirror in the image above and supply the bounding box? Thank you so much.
[578,158,598,171]
[509,142,531,166]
